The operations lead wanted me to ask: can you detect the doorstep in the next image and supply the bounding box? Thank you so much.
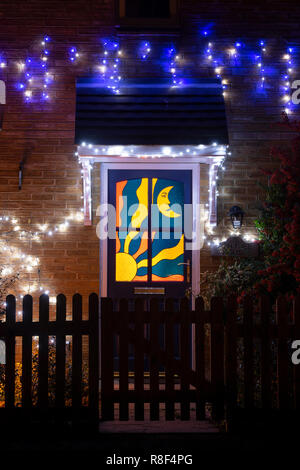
[99,420,220,433]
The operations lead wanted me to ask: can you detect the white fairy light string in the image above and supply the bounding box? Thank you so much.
[0,210,84,296]
[282,46,295,114]
[69,46,80,63]
[16,34,52,102]
[255,39,267,91]
[167,46,182,87]
[5,33,295,116]
[140,41,151,60]
[99,39,122,94]
[204,40,229,97]
[0,53,7,68]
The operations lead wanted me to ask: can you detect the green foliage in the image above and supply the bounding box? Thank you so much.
[251,121,300,300]
[254,183,287,259]
[198,258,265,306]
[197,121,300,304]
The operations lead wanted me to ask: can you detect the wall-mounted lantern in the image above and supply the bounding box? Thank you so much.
[229,206,244,229]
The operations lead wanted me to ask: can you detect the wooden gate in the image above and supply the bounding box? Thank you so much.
[101,295,300,422]
[101,297,223,421]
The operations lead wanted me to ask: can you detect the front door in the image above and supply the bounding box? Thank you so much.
[107,169,192,299]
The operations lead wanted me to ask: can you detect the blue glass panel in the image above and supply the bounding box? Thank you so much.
[151,232,184,282]
[151,178,183,231]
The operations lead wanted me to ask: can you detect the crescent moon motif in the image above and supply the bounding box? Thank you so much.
[157,186,181,218]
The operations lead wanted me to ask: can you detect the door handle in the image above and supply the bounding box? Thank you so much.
[178,259,190,283]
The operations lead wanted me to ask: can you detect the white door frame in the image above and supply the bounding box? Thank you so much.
[99,160,201,302]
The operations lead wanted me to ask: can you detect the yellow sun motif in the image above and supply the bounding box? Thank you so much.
[116,252,137,281]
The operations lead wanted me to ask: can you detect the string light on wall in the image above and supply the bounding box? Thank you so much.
[140,41,151,60]
[100,39,122,94]
[204,41,213,62]
[167,46,182,87]
[206,231,259,247]
[0,54,7,68]
[255,40,267,90]
[204,42,228,96]
[3,34,297,119]
[77,142,228,227]
[16,35,52,102]
[227,41,243,68]
[77,142,227,158]
[282,46,295,114]
[202,28,212,37]
[69,46,80,63]
[228,46,238,61]
[0,210,84,295]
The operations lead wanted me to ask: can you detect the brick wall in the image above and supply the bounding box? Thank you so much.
[0,0,299,307]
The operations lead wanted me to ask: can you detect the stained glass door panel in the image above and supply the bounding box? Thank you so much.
[108,169,192,299]
[116,177,148,282]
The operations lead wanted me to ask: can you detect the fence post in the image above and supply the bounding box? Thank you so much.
[119,298,129,421]
[22,295,33,410]
[134,298,145,421]
[88,293,99,428]
[277,295,289,411]
[55,294,66,423]
[180,297,190,420]
[5,295,16,410]
[165,298,175,421]
[195,296,205,420]
[260,295,272,411]
[225,295,237,426]
[150,298,160,420]
[294,295,300,410]
[210,297,225,421]
[243,296,254,410]
[72,294,83,416]
[38,294,49,415]
[101,298,114,420]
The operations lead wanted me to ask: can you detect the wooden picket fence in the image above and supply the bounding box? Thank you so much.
[101,295,300,422]
[0,293,99,431]
[0,293,299,430]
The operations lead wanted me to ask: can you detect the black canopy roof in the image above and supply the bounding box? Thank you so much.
[75,77,228,146]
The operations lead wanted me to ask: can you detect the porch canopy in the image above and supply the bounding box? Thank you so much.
[75,77,228,146]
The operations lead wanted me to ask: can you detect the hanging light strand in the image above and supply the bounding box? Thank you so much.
[282,46,295,114]
[100,39,122,94]
[255,39,267,90]
[16,34,52,102]
[69,46,80,63]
